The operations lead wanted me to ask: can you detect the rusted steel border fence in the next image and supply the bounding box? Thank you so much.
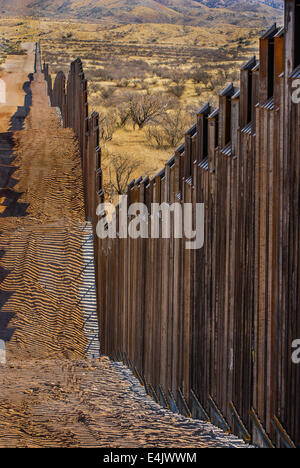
[97,2,300,448]
[42,57,103,341]
[42,58,103,225]
[42,0,299,448]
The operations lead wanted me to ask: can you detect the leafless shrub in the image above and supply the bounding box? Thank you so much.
[170,71,185,86]
[117,103,131,128]
[153,66,185,82]
[153,66,170,79]
[195,85,202,96]
[100,87,116,100]
[131,79,149,90]
[192,68,211,86]
[101,59,151,82]
[128,92,171,130]
[116,78,129,88]
[102,151,143,199]
[210,74,226,92]
[88,82,100,95]
[99,114,119,143]
[185,104,200,120]
[167,84,185,98]
[147,108,192,149]
[147,127,166,149]
[227,69,240,83]
[98,68,114,81]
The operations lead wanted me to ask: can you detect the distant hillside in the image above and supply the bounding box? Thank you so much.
[0,0,284,27]
[194,0,283,8]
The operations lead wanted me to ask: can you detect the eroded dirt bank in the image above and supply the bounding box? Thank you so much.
[0,47,249,448]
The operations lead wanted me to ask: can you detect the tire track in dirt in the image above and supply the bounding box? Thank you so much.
[0,64,87,360]
[0,359,249,448]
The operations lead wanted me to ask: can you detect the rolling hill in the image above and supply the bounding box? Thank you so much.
[0,0,284,27]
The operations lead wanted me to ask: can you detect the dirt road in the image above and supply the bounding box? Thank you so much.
[0,45,87,360]
[0,45,249,448]
[0,358,249,448]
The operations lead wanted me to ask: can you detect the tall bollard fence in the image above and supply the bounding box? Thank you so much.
[42,0,300,448]
[42,57,103,225]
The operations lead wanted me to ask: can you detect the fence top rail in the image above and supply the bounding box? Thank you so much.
[260,22,278,40]
[197,102,211,116]
[274,26,285,38]
[241,56,257,71]
[220,82,234,97]
[232,89,241,100]
[208,108,219,120]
